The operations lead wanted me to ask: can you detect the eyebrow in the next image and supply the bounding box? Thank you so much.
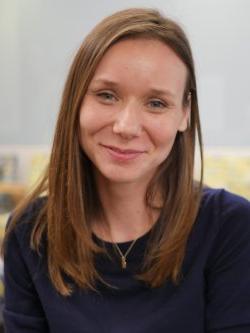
[90,78,176,99]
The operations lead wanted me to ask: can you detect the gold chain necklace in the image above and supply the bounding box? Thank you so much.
[112,238,137,269]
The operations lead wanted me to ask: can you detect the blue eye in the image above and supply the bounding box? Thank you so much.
[97,92,116,102]
[149,100,166,109]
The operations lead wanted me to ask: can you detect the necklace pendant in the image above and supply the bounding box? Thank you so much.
[121,256,127,269]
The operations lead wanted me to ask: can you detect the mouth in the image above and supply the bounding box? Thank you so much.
[101,145,145,154]
[101,144,145,161]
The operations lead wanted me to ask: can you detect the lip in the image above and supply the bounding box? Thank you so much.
[101,144,145,161]
[102,145,145,154]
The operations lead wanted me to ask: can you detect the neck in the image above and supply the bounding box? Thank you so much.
[92,174,160,243]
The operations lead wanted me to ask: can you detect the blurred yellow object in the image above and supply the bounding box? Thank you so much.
[0,213,9,243]
[203,151,250,199]
[0,278,4,298]
[28,153,48,187]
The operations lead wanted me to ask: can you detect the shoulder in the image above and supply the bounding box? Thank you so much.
[200,187,250,232]
[5,196,47,253]
[199,188,250,270]
[201,190,250,330]
[188,187,250,267]
[201,186,250,211]
[4,197,48,281]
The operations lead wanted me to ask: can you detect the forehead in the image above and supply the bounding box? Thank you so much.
[90,38,188,96]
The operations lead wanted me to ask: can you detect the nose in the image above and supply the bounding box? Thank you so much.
[112,102,142,139]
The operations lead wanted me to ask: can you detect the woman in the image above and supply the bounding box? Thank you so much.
[2,8,250,333]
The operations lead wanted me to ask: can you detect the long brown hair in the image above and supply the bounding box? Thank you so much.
[2,8,203,296]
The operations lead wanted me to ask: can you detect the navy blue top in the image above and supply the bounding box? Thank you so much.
[3,188,250,332]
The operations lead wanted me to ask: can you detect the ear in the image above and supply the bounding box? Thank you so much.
[178,92,191,132]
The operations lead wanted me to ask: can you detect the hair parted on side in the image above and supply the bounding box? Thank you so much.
[2,7,203,296]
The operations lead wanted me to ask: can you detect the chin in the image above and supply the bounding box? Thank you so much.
[102,173,140,184]
[96,166,154,186]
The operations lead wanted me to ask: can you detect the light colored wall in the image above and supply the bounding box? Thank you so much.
[1,0,250,146]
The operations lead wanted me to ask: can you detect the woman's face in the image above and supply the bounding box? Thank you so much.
[79,38,190,185]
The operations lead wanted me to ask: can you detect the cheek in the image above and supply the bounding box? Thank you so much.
[79,104,105,137]
[78,106,97,155]
[148,118,179,149]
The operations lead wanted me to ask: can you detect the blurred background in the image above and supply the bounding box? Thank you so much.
[0,0,250,328]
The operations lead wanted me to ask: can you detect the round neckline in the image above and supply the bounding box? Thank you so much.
[92,225,154,248]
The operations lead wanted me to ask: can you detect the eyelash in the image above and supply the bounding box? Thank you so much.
[96,91,117,102]
[148,99,167,109]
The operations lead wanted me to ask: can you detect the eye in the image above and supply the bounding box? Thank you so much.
[96,91,117,103]
[148,99,167,110]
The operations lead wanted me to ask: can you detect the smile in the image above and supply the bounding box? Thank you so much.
[101,144,145,161]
